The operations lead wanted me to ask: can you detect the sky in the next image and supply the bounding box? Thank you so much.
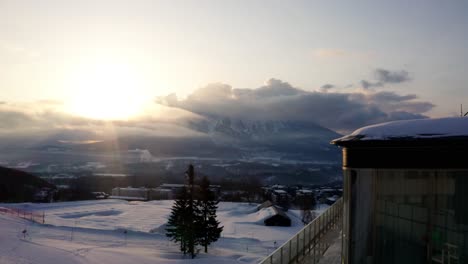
[1,0,468,133]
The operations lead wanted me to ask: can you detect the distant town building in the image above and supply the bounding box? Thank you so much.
[34,187,57,202]
[110,187,150,201]
[111,183,222,201]
[91,192,109,199]
[271,189,288,204]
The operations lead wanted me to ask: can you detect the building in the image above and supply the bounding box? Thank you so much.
[260,205,291,227]
[110,187,150,201]
[34,187,57,202]
[271,189,289,209]
[111,184,222,201]
[153,183,186,200]
[155,183,221,200]
[332,117,468,264]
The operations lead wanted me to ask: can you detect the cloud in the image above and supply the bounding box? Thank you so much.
[159,79,434,133]
[374,68,411,83]
[0,74,433,135]
[251,79,303,98]
[320,84,335,92]
[0,101,206,141]
[361,68,412,90]
[360,80,383,89]
[0,110,34,129]
[369,91,417,102]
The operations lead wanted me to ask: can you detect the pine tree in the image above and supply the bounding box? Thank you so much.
[184,164,199,258]
[166,186,189,254]
[197,176,223,253]
[166,164,200,258]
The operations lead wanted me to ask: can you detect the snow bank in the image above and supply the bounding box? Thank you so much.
[334,117,468,142]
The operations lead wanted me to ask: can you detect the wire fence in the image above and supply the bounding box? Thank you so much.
[259,198,343,264]
[0,207,45,224]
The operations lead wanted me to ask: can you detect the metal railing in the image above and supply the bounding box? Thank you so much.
[259,198,343,264]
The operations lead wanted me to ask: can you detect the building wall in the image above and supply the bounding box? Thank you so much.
[343,169,468,264]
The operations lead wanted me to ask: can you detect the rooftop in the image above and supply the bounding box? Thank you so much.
[333,117,468,144]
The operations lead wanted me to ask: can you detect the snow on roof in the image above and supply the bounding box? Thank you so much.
[159,184,185,188]
[333,117,468,143]
[257,200,273,210]
[273,189,287,194]
[112,187,149,191]
[108,196,146,201]
[255,207,276,223]
[255,206,290,223]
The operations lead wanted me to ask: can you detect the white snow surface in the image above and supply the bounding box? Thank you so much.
[0,200,327,264]
[337,117,468,141]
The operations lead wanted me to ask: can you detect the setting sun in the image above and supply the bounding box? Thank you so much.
[66,62,150,120]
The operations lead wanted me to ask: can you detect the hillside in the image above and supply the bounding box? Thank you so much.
[0,166,54,202]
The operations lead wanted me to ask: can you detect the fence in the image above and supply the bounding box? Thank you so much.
[259,198,343,264]
[0,207,45,224]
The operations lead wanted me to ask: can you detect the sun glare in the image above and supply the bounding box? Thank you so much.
[66,62,150,120]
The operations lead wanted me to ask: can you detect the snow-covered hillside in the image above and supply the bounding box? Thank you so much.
[0,200,328,263]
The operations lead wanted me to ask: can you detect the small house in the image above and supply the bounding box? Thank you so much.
[263,206,291,227]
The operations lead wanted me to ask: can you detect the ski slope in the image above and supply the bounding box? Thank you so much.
[0,200,328,263]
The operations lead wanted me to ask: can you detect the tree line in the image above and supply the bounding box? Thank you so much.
[166,164,223,258]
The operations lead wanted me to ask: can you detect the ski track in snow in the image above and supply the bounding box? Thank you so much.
[0,200,328,263]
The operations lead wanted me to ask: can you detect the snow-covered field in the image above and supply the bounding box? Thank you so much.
[0,200,328,264]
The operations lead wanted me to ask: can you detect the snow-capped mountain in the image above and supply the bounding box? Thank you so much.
[0,116,342,163]
[185,117,342,161]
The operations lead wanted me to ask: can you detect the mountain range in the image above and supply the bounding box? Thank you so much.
[0,117,342,163]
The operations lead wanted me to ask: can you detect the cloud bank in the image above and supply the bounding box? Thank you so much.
[0,68,435,137]
[157,76,433,133]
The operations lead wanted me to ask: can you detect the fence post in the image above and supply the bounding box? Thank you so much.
[280,247,283,264]
[313,219,317,264]
[302,229,306,256]
[280,246,283,264]
[296,234,299,262]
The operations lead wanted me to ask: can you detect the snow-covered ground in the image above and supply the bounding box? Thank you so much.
[0,200,328,264]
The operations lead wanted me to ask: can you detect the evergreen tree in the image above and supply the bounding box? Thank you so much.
[166,165,200,258]
[197,176,223,253]
[166,165,223,257]
[166,186,189,253]
[184,164,199,258]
